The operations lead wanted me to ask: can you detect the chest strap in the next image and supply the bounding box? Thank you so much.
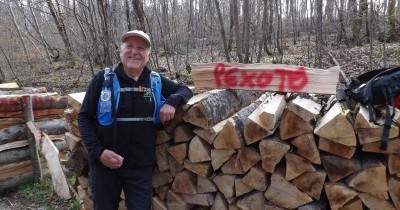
[116,117,154,122]
[119,87,152,93]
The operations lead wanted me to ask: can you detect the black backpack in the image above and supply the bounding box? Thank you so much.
[340,66,400,149]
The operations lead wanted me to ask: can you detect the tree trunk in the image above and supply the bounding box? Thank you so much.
[214,0,231,62]
[97,0,112,66]
[257,0,268,62]
[132,0,146,31]
[242,0,251,63]
[232,0,243,63]
[45,0,74,62]
[387,0,398,42]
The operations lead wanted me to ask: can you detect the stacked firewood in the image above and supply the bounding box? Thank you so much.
[67,88,400,210]
[0,83,69,192]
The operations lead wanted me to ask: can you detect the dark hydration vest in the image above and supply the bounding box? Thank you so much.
[97,67,166,126]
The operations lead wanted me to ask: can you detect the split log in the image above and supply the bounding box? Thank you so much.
[174,123,195,143]
[264,174,312,209]
[197,176,217,193]
[279,109,313,140]
[0,118,68,144]
[152,168,173,188]
[388,154,400,176]
[152,196,167,210]
[210,149,235,171]
[292,171,326,200]
[191,63,340,94]
[64,145,89,177]
[167,143,187,165]
[324,183,358,210]
[259,138,290,173]
[389,177,400,209]
[339,198,363,210]
[67,92,85,112]
[212,174,235,203]
[0,108,65,118]
[221,154,244,175]
[241,167,268,191]
[182,89,223,111]
[362,138,400,154]
[183,89,264,129]
[156,129,172,145]
[236,191,264,210]
[244,94,286,144]
[155,143,170,172]
[193,119,227,144]
[166,191,188,210]
[163,107,184,134]
[0,118,24,129]
[0,159,45,181]
[318,137,356,159]
[346,163,388,200]
[234,178,252,197]
[168,155,184,177]
[285,153,315,181]
[357,127,399,145]
[211,193,228,210]
[358,193,396,210]
[171,170,197,194]
[182,193,214,206]
[321,155,361,182]
[188,136,211,163]
[314,102,357,146]
[214,94,269,149]
[237,147,260,172]
[183,160,211,178]
[291,133,321,164]
[154,186,169,201]
[286,96,321,124]
[0,170,50,192]
[65,132,81,151]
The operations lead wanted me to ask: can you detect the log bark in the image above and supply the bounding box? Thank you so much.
[264,174,312,209]
[182,89,223,111]
[314,103,356,146]
[0,93,67,112]
[0,118,68,144]
[321,155,361,182]
[324,183,358,210]
[244,94,285,144]
[0,170,49,192]
[183,89,264,129]
[213,94,269,149]
[0,118,24,129]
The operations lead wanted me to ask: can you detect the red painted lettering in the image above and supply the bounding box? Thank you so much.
[214,63,225,87]
[240,71,257,88]
[225,68,239,87]
[256,72,274,88]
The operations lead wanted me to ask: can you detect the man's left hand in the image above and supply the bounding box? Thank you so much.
[160,104,175,124]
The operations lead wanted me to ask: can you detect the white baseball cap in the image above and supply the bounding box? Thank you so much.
[120,30,151,47]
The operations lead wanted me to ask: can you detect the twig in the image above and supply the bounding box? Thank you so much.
[322,46,350,86]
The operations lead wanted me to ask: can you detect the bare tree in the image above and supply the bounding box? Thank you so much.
[387,0,398,42]
[46,0,74,62]
[315,0,323,67]
[214,0,231,62]
[132,0,146,31]
[243,0,251,63]
[257,0,269,62]
[232,0,243,62]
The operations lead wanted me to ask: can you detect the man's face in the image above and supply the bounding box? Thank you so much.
[120,36,150,74]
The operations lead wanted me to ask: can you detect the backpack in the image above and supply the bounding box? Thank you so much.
[341,66,400,149]
[97,66,166,126]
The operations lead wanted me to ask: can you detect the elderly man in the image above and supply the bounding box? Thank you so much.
[78,30,193,210]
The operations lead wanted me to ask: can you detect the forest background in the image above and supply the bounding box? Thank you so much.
[0,0,399,209]
[0,0,399,95]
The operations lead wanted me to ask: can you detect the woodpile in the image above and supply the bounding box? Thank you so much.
[0,83,69,194]
[67,88,400,210]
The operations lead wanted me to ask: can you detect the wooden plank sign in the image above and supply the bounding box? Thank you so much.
[191,63,340,94]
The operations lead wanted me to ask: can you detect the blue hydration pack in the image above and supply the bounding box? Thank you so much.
[97,67,166,126]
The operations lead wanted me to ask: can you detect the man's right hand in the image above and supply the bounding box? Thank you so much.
[100,149,124,169]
